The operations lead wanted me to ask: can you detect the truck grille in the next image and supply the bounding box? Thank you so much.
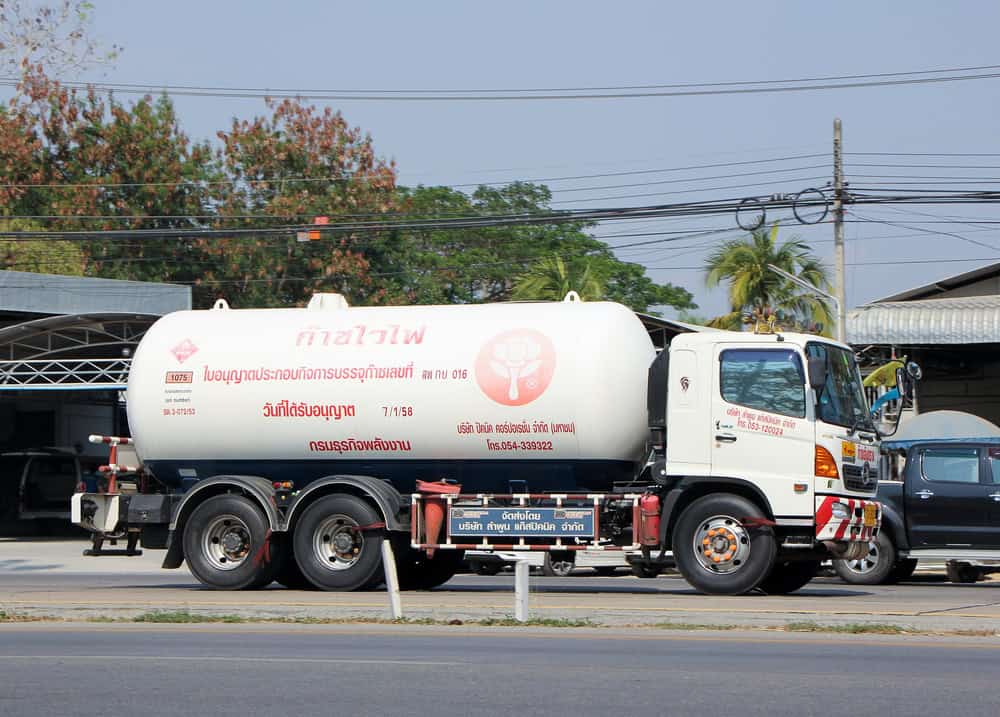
[843,464,877,492]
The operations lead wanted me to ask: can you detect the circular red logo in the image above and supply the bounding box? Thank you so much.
[474,329,556,406]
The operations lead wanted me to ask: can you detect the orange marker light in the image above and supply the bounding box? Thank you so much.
[815,446,840,479]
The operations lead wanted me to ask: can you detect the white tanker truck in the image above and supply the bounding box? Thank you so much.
[72,293,882,595]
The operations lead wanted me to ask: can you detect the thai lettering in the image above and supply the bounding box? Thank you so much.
[308,438,413,453]
[263,401,356,421]
[202,363,414,384]
[296,323,426,347]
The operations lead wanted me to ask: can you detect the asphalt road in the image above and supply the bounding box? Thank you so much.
[1,623,999,717]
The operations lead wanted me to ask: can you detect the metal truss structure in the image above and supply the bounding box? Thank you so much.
[0,313,156,391]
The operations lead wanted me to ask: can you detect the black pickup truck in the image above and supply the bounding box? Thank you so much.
[834,442,1000,584]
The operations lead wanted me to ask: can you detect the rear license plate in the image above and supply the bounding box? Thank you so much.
[863,503,877,527]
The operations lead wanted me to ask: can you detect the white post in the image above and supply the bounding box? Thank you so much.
[514,559,530,622]
[381,540,403,620]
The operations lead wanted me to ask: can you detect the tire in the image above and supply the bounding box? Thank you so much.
[293,494,385,591]
[397,549,465,590]
[832,531,896,585]
[593,566,619,577]
[887,558,918,583]
[672,494,777,595]
[542,552,575,577]
[274,543,315,590]
[757,560,819,595]
[946,561,983,584]
[630,563,662,579]
[182,494,278,590]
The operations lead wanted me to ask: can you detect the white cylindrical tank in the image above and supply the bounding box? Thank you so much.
[127,295,656,492]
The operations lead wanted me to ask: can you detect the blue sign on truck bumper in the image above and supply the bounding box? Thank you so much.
[448,507,596,538]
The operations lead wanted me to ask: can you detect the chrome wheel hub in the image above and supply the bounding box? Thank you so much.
[203,514,252,571]
[693,515,751,574]
[313,513,363,571]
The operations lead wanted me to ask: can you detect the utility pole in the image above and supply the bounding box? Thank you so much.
[833,118,847,343]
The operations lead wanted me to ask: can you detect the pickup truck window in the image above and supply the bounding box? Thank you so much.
[921,447,980,484]
[720,348,805,418]
[988,447,1000,483]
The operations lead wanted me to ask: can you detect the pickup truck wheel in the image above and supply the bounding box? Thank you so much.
[183,494,277,590]
[672,494,777,595]
[832,531,896,585]
[757,560,819,594]
[293,494,384,591]
[542,552,575,577]
[887,558,918,583]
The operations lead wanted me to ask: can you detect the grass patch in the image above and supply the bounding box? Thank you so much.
[474,617,595,628]
[784,621,907,634]
[653,621,739,631]
[132,610,246,624]
[0,609,42,623]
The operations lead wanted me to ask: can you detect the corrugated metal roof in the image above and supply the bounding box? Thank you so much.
[848,295,1000,345]
[0,269,191,317]
[874,261,1000,302]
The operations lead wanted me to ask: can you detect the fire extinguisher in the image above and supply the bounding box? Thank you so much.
[639,494,661,547]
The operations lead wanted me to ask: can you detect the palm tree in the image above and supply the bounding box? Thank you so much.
[705,223,832,331]
[511,256,605,302]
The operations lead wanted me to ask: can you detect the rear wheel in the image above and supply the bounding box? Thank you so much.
[672,494,776,595]
[542,552,575,577]
[832,531,896,585]
[757,560,819,594]
[183,494,278,590]
[293,494,384,591]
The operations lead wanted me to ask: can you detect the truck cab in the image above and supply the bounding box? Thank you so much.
[650,328,880,593]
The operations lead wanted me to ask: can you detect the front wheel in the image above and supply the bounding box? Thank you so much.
[293,494,385,591]
[757,560,819,594]
[832,531,897,585]
[182,494,278,590]
[672,494,776,595]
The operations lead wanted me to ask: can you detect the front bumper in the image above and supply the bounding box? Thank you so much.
[815,495,880,542]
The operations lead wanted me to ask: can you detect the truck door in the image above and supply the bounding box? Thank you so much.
[905,445,997,547]
[711,347,815,519]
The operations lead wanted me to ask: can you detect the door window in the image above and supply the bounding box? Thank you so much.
[719,349,805,418]
[921,447,981,484]
[987,447,1000,484]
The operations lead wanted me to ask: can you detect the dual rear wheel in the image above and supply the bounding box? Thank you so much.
[183,492,461,591]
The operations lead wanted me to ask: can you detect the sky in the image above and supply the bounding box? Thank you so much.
[38,2,1000,316]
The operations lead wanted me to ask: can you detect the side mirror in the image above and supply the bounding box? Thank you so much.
[807,356,828,391]
[906,361,922,381]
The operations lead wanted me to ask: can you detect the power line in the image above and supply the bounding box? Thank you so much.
[7,63,1000,100]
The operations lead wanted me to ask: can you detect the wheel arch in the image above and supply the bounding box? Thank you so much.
[285,475,408,536]
[162,475,279,569]
[659,476,775,548]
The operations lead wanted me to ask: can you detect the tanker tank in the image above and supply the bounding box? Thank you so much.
[127,294,656,495]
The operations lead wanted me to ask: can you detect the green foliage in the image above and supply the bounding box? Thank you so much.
[0,218,83,275]
[0,70,696,312]
[705,223,831,331]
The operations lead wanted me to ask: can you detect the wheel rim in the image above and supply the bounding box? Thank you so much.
[202,514,253,571]
[844,540,879,574]
[550,558,574,576]
[693,515,751,575]
[312,513,364,572]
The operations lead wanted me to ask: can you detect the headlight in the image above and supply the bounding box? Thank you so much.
[830,502,850,520]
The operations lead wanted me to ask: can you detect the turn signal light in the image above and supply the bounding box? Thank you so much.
[815,446,840,479]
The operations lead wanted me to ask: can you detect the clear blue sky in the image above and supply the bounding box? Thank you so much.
[72,2,1000,315]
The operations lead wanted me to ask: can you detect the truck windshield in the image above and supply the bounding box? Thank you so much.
[806,342,872,431]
